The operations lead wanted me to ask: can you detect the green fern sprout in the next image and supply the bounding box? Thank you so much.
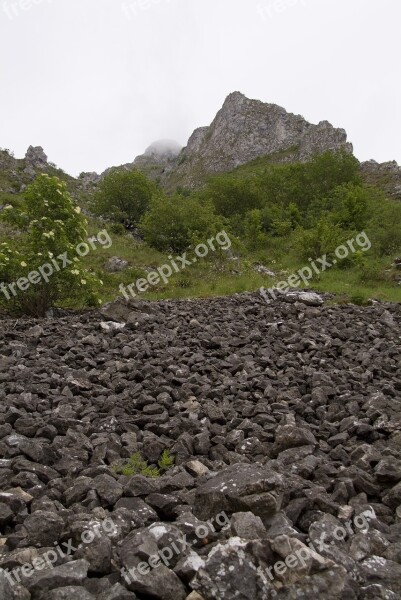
[158,449,175,473]
[113,450,174,478]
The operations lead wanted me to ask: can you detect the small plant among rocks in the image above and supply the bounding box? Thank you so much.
[158,448,175,472]
[113,450,174,478]
[350,294,371,306]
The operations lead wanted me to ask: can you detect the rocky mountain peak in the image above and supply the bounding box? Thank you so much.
[222,90,248,107]
[163,92,354,188]
[25,145,48,169]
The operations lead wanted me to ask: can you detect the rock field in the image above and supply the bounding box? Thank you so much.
[0,292,401,600]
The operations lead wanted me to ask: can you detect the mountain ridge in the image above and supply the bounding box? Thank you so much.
[1,92,401,199]
[160,91,354,188]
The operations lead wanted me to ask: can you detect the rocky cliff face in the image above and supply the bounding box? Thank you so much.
[360,160,401,200]
[23,146,48,178]
[162,92,353,188]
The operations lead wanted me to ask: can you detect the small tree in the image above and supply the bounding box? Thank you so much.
[140,193,222,253]
[327,184,370,230]
[0,174,101,316]
[244,209,266,249]
[93,169,156,227]
[306,150,361,200]
[295,217,347,260]
[206,175,263,218]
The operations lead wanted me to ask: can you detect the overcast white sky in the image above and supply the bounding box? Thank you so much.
[0,0,400,176]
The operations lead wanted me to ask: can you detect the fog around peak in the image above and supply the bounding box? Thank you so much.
[144,140,183,159]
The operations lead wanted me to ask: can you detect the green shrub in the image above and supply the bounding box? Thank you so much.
[261,202,301,237]
[350,294,370,306]
[206,175,263,218]
[358,262,386,283]
[108,222,127,236]
[305,150,361,201]
[323,184,370,230]
[140,193,221,253]
[295,218,348,260]
[0,174,101,316]
[244,209,266,249]
[372,224,401,257]
[93,169,156,227]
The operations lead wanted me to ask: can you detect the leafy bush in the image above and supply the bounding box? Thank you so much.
[365,199,401,258]
[244,209,266,249]
[305,150,361,200]
[350,294,370,306]
[255,150,360,214]
[295,218,348,260]
[140,193,222,253]
[261,202,301,236]
[203,151,360,236]
[358,262,387,283]
[93,169,156,227]
[0,174,101,316]
[373,225,401,256]
[309,183,368,231]
[108,222,127,236]
[206,176,263,218]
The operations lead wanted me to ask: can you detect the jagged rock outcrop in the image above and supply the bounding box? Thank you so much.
[162,92,353,188]
[3,93,401,203]
[360,160,401,200]
[78,171,102,190]
[24,145,48,175]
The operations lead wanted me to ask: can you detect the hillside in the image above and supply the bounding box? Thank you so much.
[1,93,400,317]
[0,147,80,198]
[0,93,401,600]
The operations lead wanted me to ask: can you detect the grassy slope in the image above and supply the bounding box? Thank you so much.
[83,216,401,307]
[80,150,401,306]
[1,150,400,309]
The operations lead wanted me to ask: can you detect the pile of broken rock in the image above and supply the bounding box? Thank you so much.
[0,292,400,599]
